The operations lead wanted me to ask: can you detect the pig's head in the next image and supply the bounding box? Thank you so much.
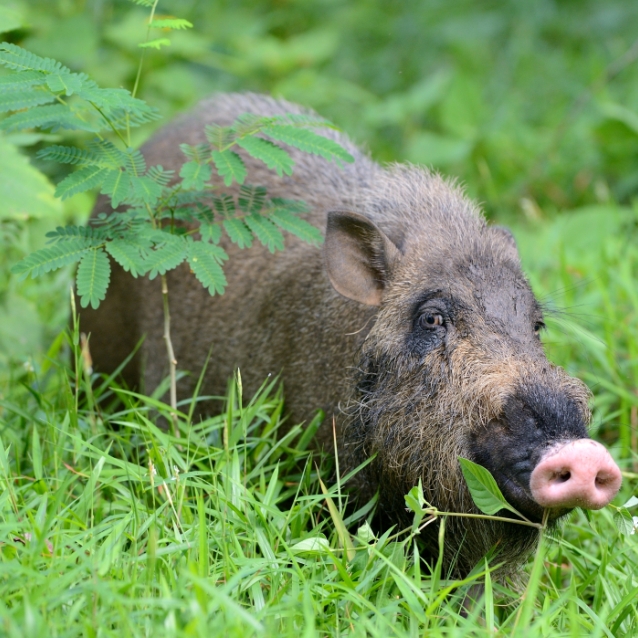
[324,167,621,572]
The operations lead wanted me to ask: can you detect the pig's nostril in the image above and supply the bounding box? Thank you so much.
[555,470,571,483]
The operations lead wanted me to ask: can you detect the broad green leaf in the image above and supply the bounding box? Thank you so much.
[55,166,109,200]
[0,136,61,220]
[236,137,294,176]
[211,149,246,186]
[0,6,25,33]
[263,125,354,164]
[290,537,331,554]
[180,161,212,190]
[76,248,111,309]
[11,238,93,279]
[187,241,228,295]
[458,457,523,517]
[223,218,253,249]
[613,507,636,536]
[244,215,284,253]
[267,208,323,246]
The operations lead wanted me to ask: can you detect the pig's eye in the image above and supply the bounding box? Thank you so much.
[534,321,545,336]
[420,312,444,329]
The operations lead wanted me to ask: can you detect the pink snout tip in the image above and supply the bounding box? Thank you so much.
[529,439,622,510]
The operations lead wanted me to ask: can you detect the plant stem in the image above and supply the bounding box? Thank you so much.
[161,274,179,438]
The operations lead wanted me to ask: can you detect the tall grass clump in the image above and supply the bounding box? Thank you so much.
[0,301,637,636]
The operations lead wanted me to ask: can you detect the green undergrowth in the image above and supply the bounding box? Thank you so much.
[0,294,637,637]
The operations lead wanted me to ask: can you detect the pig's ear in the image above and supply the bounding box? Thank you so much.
[324,211,401,306]
[491,225,520,262]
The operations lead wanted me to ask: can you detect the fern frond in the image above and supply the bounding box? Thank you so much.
[223,218,253,249]
[147,165,174,186]
[0,88,55,113]
[138,38,171,50]
[187,240,228,295]
[101,170,133,208]
[270,197,310,214]
[170,190,215,206]
[238,185,267,214]
[55,166,109,200]
[200,223,222,244]
[243,215,284,253]
[263,126,355,164]
[205,124,235,151]
[129,176,163,206]
[0,43,71,74]
[267,113,334,128]
[123,148,147,176]
[150,18,193,30]
[0,104,93,133]
[211,150,246,186]
[212,194,236,217]
[87,139,127,167]
[143,236,188,279]
[180,143,210,163]
[106,240,146,277]
[10,238,94,279]
[37,145,112,167]
[0,70,46,91]
[46,72,83,95]
[267,208,323,246]
[236,137,294,177]
[76,248,111,309]
[180,161,212,190]
[78,85,161,127]
[45,225,107,243]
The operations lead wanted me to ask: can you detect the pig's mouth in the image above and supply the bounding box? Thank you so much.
[485,467,570,524]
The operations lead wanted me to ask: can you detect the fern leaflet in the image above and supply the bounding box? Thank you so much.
[180,161,212,190]
[243,215,284,253]
[0,89,55,113]
[211,150,247,186]
[150,18,193,30]
[187,241,228,295]
[238,185,267,214]
[55,166,110,200]
[10,238,95,279]
[76,248,111,309]
[237,137,295,176]
[223,218,253,249]
[263,125,354,164]
[267,208,323,246]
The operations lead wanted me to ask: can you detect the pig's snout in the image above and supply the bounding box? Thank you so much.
[530,440,622,510]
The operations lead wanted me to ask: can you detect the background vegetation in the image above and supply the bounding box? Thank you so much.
[0,0,637,635]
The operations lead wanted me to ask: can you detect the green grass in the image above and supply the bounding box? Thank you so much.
[1,205,637,636]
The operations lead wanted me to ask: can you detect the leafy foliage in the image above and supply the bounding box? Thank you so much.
[1,42,350,308]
